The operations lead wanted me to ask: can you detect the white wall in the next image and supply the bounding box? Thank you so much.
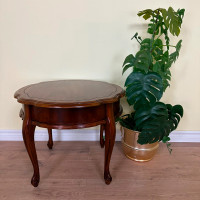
[0,0,199,132]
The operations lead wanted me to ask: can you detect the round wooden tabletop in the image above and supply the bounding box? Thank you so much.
[14,80,125,108]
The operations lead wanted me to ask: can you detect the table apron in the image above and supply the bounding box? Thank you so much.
[31,119,107,129]
[28,101,122,129]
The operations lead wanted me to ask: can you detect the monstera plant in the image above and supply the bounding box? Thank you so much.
[119,7,185,154]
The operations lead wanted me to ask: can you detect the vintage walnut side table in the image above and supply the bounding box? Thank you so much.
[14,80,125,187]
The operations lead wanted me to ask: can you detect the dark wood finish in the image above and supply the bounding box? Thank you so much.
[104,104,116,184]
[14,80,124,108]
[22,105,39,187]
[14,80,125,187]
[100,124,105,148]
[48,126,105,150]
[47,129,53,149]
[20,108,54,150]
[20,107,114,150]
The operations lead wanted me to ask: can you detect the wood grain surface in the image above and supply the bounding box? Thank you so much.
[14,80,125,108]
[1,141,200,200]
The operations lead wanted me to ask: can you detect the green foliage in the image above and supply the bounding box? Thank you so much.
[161,7,185,36]
[125,72,163,109]
[122,48,152,74]
[137,103,184,144]
[162,136,170,143]
[122,54,136,74]
[152,58,171,91]
[134,102,168,129]
[137,8,160,20]
[166,104,183,130]
[138,7,185,36]
[169,40,182,65]
[120,7,185,147]
[134,50,152,73]
[138,116,173,144]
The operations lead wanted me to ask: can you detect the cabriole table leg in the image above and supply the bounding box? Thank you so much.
[22,105,40,187]
[104,103,116,185]
[47,129,53,149]
[100,124,105,148]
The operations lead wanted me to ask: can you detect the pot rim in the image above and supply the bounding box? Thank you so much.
[120,125,140,134]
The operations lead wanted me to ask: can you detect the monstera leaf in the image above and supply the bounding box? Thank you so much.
[140,38,163,61]
[169,40,182,65]
[152,39,163,61]
[122,50,151,74]
[153,61,171,91]
[138,116,174,144]
[166,104,183,130]
[137,8,160,20]
[161,7,184,36]
[137,103,184,145]
[122,54,136,74]
[140,38,151,51]
[134,102,168,129]
[134,50,151,73]
[147,18,159,35]
[125,72,163,108]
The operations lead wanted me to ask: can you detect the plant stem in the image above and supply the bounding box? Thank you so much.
[151,33,162,49]
[166,142,172,154]
[156,33,162,40]
[135,37,141,45]
[162,45,176,48]
[131,34,141,45]
[152,44,176,52]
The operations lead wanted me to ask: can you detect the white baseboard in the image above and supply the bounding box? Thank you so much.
[0,129,200,142]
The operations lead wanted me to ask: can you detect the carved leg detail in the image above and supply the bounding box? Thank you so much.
[47,129,53,149]
[19,108,24,120]
[100,124,105,148]
[22,105,40,187]
[104,104,116,185]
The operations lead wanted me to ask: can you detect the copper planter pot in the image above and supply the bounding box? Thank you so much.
[121,126,159,162]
